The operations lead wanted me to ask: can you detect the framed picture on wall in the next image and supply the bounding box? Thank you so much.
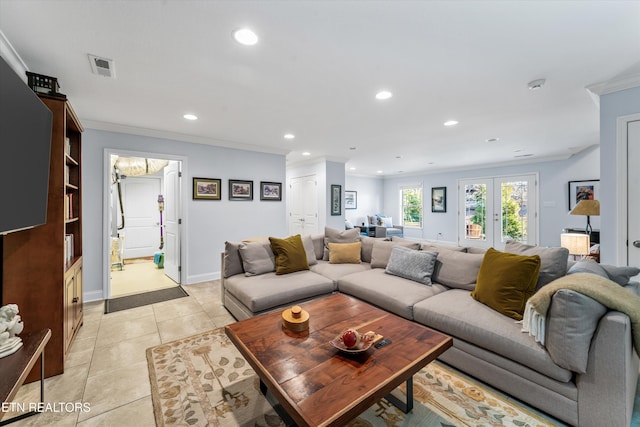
[568,179,599,210]
[193,178,221,200]
[229,179,253,201]
[331,184,341,216]
[260,181,282,201]
[431,187,446,213]
[344,190,357,209]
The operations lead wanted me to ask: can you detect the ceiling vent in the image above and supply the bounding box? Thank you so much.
[88,54,116,78]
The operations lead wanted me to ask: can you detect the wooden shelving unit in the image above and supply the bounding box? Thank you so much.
[2,94,83,382]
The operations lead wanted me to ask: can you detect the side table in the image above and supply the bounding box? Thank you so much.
[0,329,51,425]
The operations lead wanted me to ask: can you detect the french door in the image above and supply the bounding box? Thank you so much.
[458,174,538,249]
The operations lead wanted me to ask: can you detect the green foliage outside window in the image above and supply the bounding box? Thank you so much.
[402,187,422,227]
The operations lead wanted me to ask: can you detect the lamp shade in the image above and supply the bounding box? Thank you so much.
[570,200,600,216]
[560,233,590,256]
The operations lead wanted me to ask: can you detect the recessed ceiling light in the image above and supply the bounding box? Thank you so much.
[302,152,311,156]
[183,114,198,120]
[376,170,383,174]
[486,137,499,143]
[284,133,295,140]
[233,28,258,46]
[349,167,356,171]
[395,155,402,159]
[427,162,434,165]
[375,90,393,100]
[349,147,357,151]
[443,120,459,127]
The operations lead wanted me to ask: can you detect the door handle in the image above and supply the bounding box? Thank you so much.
[633,240,640,248]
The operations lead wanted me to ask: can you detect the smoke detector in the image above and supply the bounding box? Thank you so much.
[88,54,116,78]
[528,78,546,90]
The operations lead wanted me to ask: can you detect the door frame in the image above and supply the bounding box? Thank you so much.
[616,112,640,265]
[102,148,187,299]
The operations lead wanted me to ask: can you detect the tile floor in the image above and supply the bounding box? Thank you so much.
[3,280,235,426]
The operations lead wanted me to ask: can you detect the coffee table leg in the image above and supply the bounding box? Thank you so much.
[259,379,297,426]
[385,377,413,413]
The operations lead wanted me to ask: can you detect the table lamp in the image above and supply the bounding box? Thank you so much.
[561,233,591,260]
[569,199,600,236]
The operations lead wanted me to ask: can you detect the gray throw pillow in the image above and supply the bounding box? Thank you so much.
[301,235,318,266]
[600,264,640,286]
[431,248,484,290]
[238,241,275,276]
[370,240,421,268]
[567,259,608,279]
[360,236,375,263]
[224,241,244,278]
[545,289,607,373]
[323,227,360,260]
[504,241,569,290]
[385,246,438,285]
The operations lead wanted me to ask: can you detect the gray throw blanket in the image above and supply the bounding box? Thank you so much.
[522,273,640,355]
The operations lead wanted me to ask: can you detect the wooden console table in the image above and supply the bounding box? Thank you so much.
[0,329,51,425]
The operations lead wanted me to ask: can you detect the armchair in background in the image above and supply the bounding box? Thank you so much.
[367,214,404,238]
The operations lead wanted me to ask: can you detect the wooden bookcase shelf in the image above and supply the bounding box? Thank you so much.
[2,94,83,382]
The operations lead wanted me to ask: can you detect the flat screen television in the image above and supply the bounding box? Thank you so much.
[0,55,53,235]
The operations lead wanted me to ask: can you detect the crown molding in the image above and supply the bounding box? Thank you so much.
[0,30,29,81]
[81,119,290,156]
[586,73,640,96]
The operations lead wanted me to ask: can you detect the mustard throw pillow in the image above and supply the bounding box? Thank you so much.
[269,234,310,275]
[471,247,541,320]
[328,242,362,264]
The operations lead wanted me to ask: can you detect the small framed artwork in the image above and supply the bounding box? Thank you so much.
[193,178,221,200]
[260,181,282,201]
[229,179,253,201]
[431,187,447,213]
[568,179,599,210]
[344,190,357,209]
[331,184,341,216]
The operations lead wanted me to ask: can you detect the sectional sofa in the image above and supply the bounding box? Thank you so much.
[220,229,640,427]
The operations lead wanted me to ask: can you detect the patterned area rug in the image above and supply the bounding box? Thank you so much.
[147,328,563,427]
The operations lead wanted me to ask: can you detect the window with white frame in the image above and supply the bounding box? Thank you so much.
[401,185,423,228]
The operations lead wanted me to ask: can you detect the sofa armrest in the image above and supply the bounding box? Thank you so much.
[577,311,639,427]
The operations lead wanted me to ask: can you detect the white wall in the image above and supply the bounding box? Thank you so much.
[381,147,600,246]
[83,129,287,301]
[599,86,640,264]
[344,175,384,228]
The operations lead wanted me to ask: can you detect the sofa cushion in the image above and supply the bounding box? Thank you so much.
[413,289,573,383]
[567,258,608,279]
[465,246,487,254]
[471,248,540,320]
[224,270,334,312]
[269,234,309,275]
[504,241,569,290]
[301,235,318,266]
[323,227,360,260]
[545,289,607,373]
[310,260,370,283]
[360,236,375,263]
[224,241,244,278]
[310,234,325,260]
[385,246,438,285]
[431,248,483,290]
[370,240,420,269]
[238,240,275,276]
[338,269,448,319]
[420,243,466,253]
[328,242,362,264]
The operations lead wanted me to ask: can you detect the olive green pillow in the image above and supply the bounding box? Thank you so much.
[269,234,310,275]
[471,248,541,320]
[328,242,362,264]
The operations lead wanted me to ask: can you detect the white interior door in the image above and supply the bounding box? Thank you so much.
[289,175,318,235]
[121,177,161,259]
[163,161,181,284]
[627,119,640,268]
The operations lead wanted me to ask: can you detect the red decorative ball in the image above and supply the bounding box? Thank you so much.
[342,329,360,348]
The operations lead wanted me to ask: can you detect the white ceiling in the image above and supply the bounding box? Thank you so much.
[1,1,639,177]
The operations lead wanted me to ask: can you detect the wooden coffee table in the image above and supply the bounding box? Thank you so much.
[225,293,452,427]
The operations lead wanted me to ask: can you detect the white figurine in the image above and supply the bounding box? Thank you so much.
[0,304,24,357]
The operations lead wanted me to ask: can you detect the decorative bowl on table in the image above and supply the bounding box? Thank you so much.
[330,329,376,354]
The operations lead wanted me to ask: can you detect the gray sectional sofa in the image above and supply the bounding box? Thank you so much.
[221,231,640,427]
